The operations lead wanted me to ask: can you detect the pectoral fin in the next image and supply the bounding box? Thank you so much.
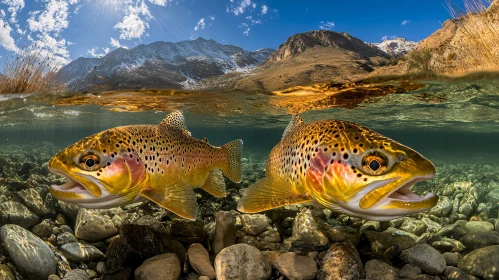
[140,177,198,220]
[237,176,312,213]
[202,169,226,198]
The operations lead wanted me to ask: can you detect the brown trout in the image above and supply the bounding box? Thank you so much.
[49,111,242,220]
[238,115,438,221]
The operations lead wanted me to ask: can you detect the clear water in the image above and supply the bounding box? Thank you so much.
[1,72,499,278]
[1,72,499,164]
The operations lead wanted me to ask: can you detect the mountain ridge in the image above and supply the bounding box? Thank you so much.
[58,38,275,91]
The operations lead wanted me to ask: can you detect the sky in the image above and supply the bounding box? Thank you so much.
[0,0,471,67]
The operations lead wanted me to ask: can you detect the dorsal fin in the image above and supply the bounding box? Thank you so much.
[160,111,191,135]
[282,114,304,140]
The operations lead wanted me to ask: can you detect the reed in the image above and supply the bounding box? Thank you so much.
[0,45,66,94]
[446,0,499,71]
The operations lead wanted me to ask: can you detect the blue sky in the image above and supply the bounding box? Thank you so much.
[0,0,469,66]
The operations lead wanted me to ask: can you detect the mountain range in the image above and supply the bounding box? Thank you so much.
[58,38,274,91]
[59,30,406,92]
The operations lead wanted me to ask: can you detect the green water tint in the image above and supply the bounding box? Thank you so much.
[1,71,499,161]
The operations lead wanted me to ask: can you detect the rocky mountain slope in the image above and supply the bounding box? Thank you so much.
[57,38,274,91]
[372,38,419,58]
[371,0,499,76]
[196,30,390,92]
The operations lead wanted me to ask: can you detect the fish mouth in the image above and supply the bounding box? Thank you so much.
[49,168,95,198]
[384,175,436,203]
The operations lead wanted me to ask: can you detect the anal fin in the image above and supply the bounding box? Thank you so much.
[237,176,312,213]
[140,176,198,220]
[202,169,226,198]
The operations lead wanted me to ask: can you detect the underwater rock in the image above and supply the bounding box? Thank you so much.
[58,201,80,221]
[364,259,399,280]
[388,218,404,228]
[32,219,54,237]
[0,224,56,280]
[421,217,442,233]
[363,230,416,258]
[57,232,78,245]
[458,188,478,218]
[399,264,422,279]
[187,243,216,279]
[74,208,119,242]
[465,221,494,234]
[170,219,205,244]
[213,211,236,254]
[459,231,499,252]
[317,240,364,280]
[62,269,90,280]
[443,252,460,266]
[214,244,271,280]
[290,209,328,246]
[444,266,478,280]
[18,188,52,216]
[320,225,360,245]
[384,227,419,241]
[135,253,181,280]
[458,245,499,279]
[359,221,380,232]
[436,221,468,240]
[400,244,446,275]
[0,264,15,280]
[60,242,104,262]
[274,252,318,280]
[399,218,427,236]
[241,214,271,236]
[485,189,499,204]
[431,238,465,253]
[0,201,39,228]
[429,196,452,217]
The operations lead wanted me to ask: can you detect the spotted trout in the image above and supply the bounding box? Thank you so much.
[238,115,437,221]
[49,111,242,220]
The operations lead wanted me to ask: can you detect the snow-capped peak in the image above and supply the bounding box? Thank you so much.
[372,38,419,57]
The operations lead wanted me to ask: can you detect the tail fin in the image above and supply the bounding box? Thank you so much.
[221,139,243,183]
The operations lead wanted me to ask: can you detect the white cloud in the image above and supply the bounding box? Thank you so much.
[109,37,128,49]
[194,18,205,31]
[252,19,261,24]
[87,46,109,58]
[0,18,18,52]
[243,27,250,36]
[27,0,70,34]
[24,0,78,66]
[114,1,152,40]
[401,20,410,25]
[1,0,24,23]
[319,21,335,30]
[231,0,252,15]
[261,4,267,15]
[209,15,215,20]
[148,0,169,6]
[246,15,252,20]
[381,35,397,41]
[251,2,256,8]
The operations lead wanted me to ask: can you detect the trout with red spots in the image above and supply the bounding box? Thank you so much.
[49,111,242,220]
[238,115,438,221]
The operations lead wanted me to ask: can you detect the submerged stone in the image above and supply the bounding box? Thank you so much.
[458,245,499,279]
[214,244,271,280]
[318,241,363,280]
[0,224,56,280]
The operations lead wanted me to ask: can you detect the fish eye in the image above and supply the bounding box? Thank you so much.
[80,153,101,171]
[361,152,388,175]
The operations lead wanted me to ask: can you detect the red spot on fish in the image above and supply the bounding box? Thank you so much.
[305,148,331,194]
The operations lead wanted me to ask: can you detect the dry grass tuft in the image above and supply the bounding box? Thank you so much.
[0,45,66,94]
[446,0,499,70]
